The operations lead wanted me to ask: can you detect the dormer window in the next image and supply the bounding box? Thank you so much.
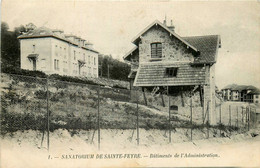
[151,42,162,58]
[165,67,178,77]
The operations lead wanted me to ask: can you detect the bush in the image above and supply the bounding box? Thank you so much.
[49,74,99,86]
[2,66,47,78]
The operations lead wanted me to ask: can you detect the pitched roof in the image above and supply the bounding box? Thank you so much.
[134,62,206,87]
[132,20,199,53]
[183,35,220,64]
[123,46,138,61]
[248,89,260,95]
[124,20,220,64]
[222,84,260,92]
[18,27,99,53]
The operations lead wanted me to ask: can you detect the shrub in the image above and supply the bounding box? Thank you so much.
[2,66,47,78]
[49,74,98,86]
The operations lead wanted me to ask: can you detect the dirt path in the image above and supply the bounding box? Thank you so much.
[1,128,260,168]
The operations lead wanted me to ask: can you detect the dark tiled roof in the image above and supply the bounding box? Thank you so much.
[248,89,260,95]
[182,35,220,64]
[18,27,58,38]
[222,84,260,92]
[134,62,206,87]
[18,27,99,53]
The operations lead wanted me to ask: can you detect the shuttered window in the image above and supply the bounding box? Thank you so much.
[151,43,162,58]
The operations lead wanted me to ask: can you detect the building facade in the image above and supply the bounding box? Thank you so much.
[124,20,221,125]
[18,27,99,78]
[221,85,260,103]
[222,89,232,101]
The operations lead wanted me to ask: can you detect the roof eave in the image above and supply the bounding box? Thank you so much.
[123,46,138,61]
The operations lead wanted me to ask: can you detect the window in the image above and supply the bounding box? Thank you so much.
[57,60,59,70]
[165,67,178,77]
[94,57,96,65]
[74,51,76,60]
[83,53,85,61]
[54,59,59,70]
[151,42,162,58]
[256,95,259,99]
[88,56,90,64]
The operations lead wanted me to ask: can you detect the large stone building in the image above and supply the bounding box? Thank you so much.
[124,20,221,125]
[18,27,99,78]
[222,84,260,103]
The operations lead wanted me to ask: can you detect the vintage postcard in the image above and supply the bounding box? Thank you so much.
[1,0,260,167]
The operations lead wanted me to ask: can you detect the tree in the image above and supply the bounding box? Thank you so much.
[1,22,33,69]
[25,23,36,32]
[98,54,130,81]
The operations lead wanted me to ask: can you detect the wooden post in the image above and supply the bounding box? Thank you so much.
[168,86,171,143]
[136,95,139,146]
[207,101,210,139]
[46,77,50,151]
[97,85,100,150]
[199,85,203,107]
[161,93,165,107]
[219,103,222,136]
[248,106,250,131]
[229,105,231,126]
[190,92,193,141]
[181,87,185,107]
[236,106,239,128]
[200,86,204,124]
[242,107,244,124]
[142,87,147,106]
[255,108,257,127]
[107,64,110,79]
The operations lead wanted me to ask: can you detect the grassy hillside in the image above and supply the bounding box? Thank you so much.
[1,73,244,136]
[1,73,194,134]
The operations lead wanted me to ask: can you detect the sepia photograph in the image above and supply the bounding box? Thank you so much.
[1,0,260,167]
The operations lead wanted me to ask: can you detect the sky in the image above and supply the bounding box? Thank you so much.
[1,0,260,89]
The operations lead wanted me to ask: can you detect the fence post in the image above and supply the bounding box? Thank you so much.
[229,105,231,126]
[168,86,171,143]
[236,106,239,128]
[255,108,257,128]
[207,101,210,139]
[46,77,50,151]
[97,85,100,150]
[136,92,139,146]
[190,93,193,141]
[219,103,222,136]
[242,107,244,124]
[202,102,205,124]
[142,88,147,106]
[248,106,250,131]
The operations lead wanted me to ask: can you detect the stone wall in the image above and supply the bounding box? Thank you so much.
[138,26,194,63]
